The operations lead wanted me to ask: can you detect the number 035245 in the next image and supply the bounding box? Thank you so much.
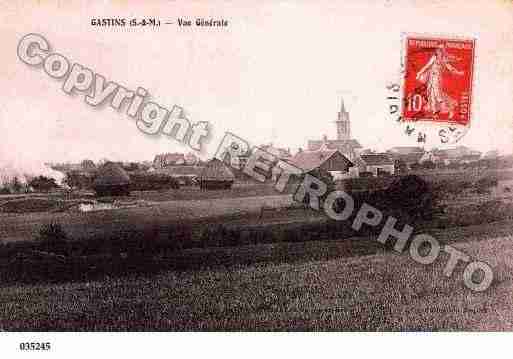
[19,342,51,351]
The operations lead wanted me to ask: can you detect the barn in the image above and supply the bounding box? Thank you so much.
[93,162,131,197]
[199,159,235,190]
[289,149,354,180]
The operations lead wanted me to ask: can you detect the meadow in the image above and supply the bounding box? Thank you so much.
[1,220,512,330]
[0,170,512,330]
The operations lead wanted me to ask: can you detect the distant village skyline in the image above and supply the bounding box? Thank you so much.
[2,0,513,171]
[45,95,506,166]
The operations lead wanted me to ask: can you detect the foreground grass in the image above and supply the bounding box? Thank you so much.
[1,225,512,331]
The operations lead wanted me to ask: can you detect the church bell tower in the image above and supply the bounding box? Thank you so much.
[335,98,351,141]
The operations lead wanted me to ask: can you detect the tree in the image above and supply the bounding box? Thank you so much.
[394,159,408,174]
[386,175,436,220]
[38,222,69,256]
[29,176,59,192]
[11,177,23,193]
[64,171,94,190]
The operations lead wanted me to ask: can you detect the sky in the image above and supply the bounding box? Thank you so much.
[1,0,513,168]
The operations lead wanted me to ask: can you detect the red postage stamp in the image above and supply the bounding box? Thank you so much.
[401,35,475,126]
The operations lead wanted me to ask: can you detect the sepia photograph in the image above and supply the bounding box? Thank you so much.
[1,0,513,356]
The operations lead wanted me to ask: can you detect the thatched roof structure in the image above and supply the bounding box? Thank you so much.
[93,162,130,187]
[199,159,235,181]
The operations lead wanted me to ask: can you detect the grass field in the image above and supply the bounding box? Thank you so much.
[1,172,512,330]
[1,219,512,331]
[0,194,295,242]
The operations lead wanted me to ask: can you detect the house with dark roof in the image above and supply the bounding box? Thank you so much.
[289,149,353,179]
[359,153,395,176]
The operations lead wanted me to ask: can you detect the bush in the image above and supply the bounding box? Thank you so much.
[300,168,334,206]
[29,175,59,192]
[37,223,69,256]
[385,175,436,220]
[64,171,95,190]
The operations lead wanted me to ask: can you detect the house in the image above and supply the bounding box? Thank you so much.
[420,151,445,164]
[199,159,236,190]
[443,146,481,159]
[93,162,131,197]
[153,153,186,169]
[428,146,481,163]
[387,146,425,169]
[185,153,199,165]
[289,149,353,180]
[359,153,395,176]
[392,152,424,168]
[347,156,367,178]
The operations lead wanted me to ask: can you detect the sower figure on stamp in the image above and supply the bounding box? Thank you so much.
[416,44,464,120]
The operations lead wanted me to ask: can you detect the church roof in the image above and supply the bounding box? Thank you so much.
[307,139,362,151]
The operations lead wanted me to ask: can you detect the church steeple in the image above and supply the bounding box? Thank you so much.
[336,97,350,140]
[340,98,346,113]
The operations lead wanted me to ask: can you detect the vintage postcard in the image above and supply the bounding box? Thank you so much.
[1,0,513,357]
